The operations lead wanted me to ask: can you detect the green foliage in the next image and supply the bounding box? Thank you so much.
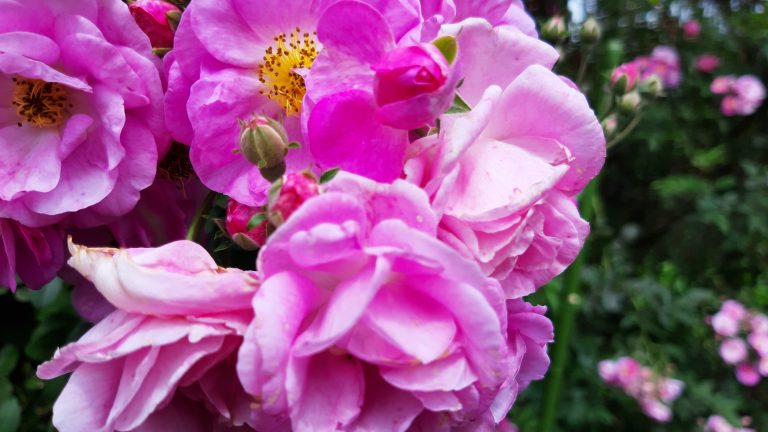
[520,0,768,430]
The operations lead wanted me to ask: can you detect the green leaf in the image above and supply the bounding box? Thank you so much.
[319,168,341,184]
[432,35,457,64]
[445,93,471,114]
[0,346,18,378]
[288,141,301,149]
[0,398,20,432]
[247,213,267,230]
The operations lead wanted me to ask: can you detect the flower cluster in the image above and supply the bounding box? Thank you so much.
[0,0,606,429]
[703,415,755,432]
[710,300,768,386]
[620,46,682,91]
[710,75,766,116]
[598,357,685,423]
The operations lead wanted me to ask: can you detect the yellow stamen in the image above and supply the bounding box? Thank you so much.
[11,77,70,127]
[258,27,318,116]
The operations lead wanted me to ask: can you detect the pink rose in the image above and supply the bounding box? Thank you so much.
[37,240,265,431]
[0,0,167,228]
[237,172,552,430]
[406,66,603,298]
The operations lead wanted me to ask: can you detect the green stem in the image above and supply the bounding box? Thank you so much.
[186,192,216,242]
[539,179,598,432]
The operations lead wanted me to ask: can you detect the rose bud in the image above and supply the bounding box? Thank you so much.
[128,0,180,49]
[373,42,458,129]
[601,114,618,137]
[225,198,268,250]
[267,172,320,226]
[611,62,639,95]
[541,15,568,43]
[618,91,642,115]
[580,17,601,43]
[238,116,289,182]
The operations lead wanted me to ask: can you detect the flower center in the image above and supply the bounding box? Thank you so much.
[11,77,70,127]
[258,28,318,116]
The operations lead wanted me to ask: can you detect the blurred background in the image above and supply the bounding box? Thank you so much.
[0,0,767,431]
[515,0,768,431]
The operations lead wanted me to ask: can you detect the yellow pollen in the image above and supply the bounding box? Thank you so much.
[11,77,70,127]
[258,27,318,116]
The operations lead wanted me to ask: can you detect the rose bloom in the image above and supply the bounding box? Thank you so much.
[237,173,553,430]
[0,0,167,228]
[406,66,603,298]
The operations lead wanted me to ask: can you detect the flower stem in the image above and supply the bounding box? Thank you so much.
[186,191,216,242]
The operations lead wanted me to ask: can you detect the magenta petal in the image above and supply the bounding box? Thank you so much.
[486,65,605,194]
[293,258,391,356]
[350,369,423,431]
[0,124,61,200]
[451,20,558,106]
[308,90,408,182]
[364,284,456,363]
[189,0,267,68]
[0,31,59,63]
[289,352,364,431]
[317,1,394,64]
[238,271,321,413]
[51,361,123,432]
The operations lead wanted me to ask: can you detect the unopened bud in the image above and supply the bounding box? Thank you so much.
[541,16,567,43]
[610,63,639,95]
[225,199,268,250]
[618,91,642,114]
[128,0,180,49]
[601,114,618,137]
[580,17,601,43]
[640,75,664,97]
[239,116,289,182]
[267,172,320,226]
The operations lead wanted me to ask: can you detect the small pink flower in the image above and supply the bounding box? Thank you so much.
[735,363,761,386]
[129,0,180,48]
[268,172,320,225]
[747,331,768,356]
[711,300,747,336]
[598,359,619,383]
[711,76,736,95]
[658,378,684,403]
[751,314,768,333]
[758,356,768,377]
[640,398,672,423]
[695,55,720,73]
[719,338,748,364]
[705,415,735,432]
[682,20,701,38]
[615,357,641,388]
